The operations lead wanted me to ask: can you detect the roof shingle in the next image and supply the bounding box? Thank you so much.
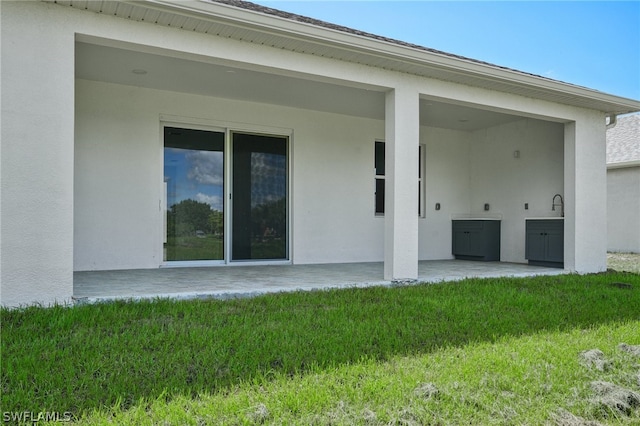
[607,114,640,164]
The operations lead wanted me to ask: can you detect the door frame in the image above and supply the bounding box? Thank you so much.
[159,116,293,267]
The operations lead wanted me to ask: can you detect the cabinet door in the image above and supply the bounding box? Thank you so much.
[467,229,484,256]
[526,228,546,261]
[452,228,470,255]
[546,228,564,262]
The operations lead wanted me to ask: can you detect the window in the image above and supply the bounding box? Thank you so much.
[374,141,385,214]
[375,141,425,216]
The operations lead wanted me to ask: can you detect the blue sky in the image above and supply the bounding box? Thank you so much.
[251,1,640,100]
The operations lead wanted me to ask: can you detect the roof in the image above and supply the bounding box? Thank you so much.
[52,0,640,115]
[607,114,640,164]
[214,0,568,86]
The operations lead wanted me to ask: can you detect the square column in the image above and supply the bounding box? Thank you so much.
[384,87,420,281]
[1,2,75,306]
[563,115,607,273]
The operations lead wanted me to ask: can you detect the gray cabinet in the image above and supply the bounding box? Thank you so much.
[452,220,501,261]
[525,220,564,268]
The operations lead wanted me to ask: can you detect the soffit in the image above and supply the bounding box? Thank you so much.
[53,0,640,115]
[77,41,526,131]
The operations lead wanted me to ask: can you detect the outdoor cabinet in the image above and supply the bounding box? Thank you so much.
[451,220,501,261]
[525,220,564,268]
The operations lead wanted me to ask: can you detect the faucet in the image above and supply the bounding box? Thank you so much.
[552,194,564,217]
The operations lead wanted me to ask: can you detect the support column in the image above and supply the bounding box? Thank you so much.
[384,87,420,281]
[564,114,607,273]
[1,2,75,306]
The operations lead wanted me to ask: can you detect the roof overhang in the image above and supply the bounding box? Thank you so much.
[607,160,640,170]
[53,0,640,115]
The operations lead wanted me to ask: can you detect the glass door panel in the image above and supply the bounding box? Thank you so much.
[232,133,288,260]
[164,127,224,261]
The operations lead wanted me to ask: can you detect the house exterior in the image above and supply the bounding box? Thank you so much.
[606,114,640,253]
[2,0,640,307]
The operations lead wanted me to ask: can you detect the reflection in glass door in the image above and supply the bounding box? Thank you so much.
[164,127,224,261]
[232,133,288,260]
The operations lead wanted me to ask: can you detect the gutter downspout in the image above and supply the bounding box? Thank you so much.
[606,114,617,129]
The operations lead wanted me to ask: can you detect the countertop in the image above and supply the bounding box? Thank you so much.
[451,214,502,221]
[452,218,501,221]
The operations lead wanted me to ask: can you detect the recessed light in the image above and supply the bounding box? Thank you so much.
[132,69,147,75]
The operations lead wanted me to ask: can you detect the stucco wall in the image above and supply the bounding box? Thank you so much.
[76,79,566,269]
[563,116,608,272]
[2,0,613,305]
[1,1,75,307]
[419,127,471,260]
[469,119,565,262]
[74,79,389,269]
[607,166,640,253]
[76,80,481,269]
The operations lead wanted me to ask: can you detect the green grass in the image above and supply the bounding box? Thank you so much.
[2,272,640,424]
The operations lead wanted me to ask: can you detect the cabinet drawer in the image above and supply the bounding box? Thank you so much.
[526,220,563,231]
[452,220,484,230]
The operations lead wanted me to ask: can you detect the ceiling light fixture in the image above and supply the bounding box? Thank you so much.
[132,69,147,75]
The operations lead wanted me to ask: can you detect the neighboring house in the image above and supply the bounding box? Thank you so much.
[607,114,640,253]
[1,0,640,307]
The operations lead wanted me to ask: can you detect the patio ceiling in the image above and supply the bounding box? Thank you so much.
[76,42,524,132]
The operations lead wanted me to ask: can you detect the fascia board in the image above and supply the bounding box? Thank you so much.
[129,1,640,113]
[607,160,640,170]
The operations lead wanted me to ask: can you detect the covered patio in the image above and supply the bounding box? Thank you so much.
[73,261,567,303]
[6,1,639,308]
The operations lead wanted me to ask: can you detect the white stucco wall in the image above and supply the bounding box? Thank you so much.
[469,119,565,263]
[1,1,75,307]
[564,115,608,273]
[607,166,640,253]
[75,79,390,270]
[2,0,616,305]
[75,79,483,270]
[419,127,471,260]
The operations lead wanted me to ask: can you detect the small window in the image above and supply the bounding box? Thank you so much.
[374,141,385,215]
[375,141,425,217]
[418,144,425,217]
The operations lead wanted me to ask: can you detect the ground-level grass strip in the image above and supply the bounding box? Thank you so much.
[77,320,640,425]
[2,272,639,421]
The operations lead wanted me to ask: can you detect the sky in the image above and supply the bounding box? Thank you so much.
[250,1,640,100]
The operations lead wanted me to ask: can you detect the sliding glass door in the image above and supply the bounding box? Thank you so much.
[164,127,224,261]
[232,133,288,260]
[163,127,288,263]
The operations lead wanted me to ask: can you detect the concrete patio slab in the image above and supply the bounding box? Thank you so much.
[73,260,567,304]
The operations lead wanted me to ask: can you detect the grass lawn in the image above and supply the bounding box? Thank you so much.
[2,272,639,424]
